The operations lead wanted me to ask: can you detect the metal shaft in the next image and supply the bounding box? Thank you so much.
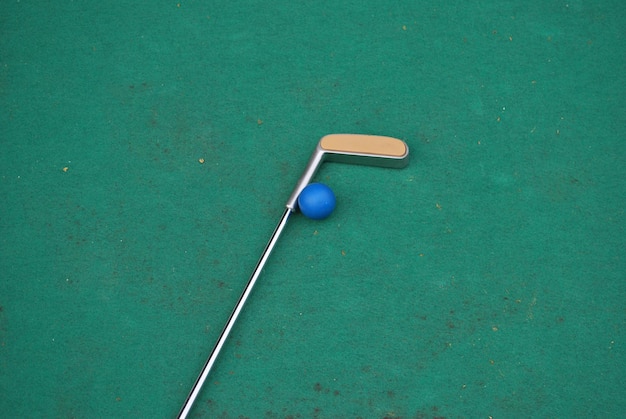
[178,208,293,419]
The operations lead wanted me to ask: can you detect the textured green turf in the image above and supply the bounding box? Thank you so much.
[1,1,625,418]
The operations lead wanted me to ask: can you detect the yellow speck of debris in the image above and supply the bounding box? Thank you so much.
[436,202,442,210]
[492,326,499,332]
[313,230,318,235]
[62,167,69,172]
[341,250,346,256]
[257,118,263,125]
[402,25,407,30]
[198,158,205,164]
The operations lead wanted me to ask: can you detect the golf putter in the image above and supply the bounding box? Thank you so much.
[178,134,409,418]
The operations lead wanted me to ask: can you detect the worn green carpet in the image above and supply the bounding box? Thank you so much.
[1,1,624,417]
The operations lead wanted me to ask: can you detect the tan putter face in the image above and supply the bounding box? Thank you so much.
[320,134,408,159]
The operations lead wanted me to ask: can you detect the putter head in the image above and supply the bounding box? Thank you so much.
[286,134,409,210]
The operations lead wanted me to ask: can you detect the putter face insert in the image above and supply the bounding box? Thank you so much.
[178,134,409,419]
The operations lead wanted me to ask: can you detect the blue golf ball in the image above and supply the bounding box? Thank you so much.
[298,183,336,220]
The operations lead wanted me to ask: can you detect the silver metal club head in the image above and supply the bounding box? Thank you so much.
[286,134,409,210]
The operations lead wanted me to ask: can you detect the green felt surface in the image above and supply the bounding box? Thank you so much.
[1,1,625,418]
